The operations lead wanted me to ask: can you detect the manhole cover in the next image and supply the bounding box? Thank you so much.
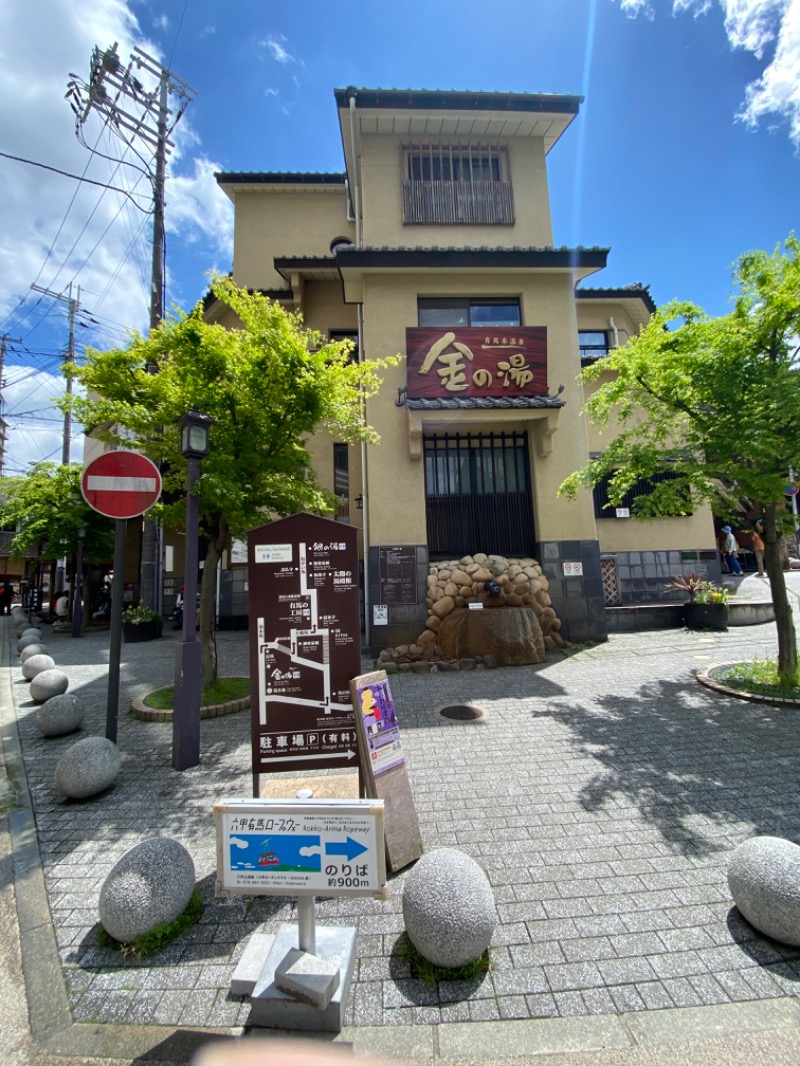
[436,703,487,722]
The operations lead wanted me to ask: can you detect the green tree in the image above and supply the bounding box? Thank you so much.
[0,462,116,615]
[65,276,397,686]
[560,235,800,683]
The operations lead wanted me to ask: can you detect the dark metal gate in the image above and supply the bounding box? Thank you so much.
[424,431,535,559]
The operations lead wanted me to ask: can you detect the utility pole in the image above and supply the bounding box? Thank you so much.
[0,334,21,478]
[67,45,197,609]
[31,283,79,465]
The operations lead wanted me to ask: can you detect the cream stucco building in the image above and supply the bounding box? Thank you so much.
[209,87,720,646]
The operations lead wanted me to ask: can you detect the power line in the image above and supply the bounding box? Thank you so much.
[0,151,151,210]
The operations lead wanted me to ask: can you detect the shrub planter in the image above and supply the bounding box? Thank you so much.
[122,620,163,643]
[685,602,729,631]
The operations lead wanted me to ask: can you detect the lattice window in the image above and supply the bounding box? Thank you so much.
[601,557,620,606]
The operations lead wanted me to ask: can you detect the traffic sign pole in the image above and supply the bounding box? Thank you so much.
[106,519,127,744]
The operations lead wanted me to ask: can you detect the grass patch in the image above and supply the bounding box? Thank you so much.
[394,932,491,988]
[714,658,800,702]
[143,676,249,710]
[96,888,203,960]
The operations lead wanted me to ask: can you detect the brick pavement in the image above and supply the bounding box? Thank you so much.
[4,575,800,1060]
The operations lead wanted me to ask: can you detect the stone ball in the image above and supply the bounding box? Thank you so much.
[37,693,85,737]
[29,669,69,703]
[99,837,195,944]
[18,627,42,640]
[22,654,56,680]
[728,836,800,945]
[55,736,121,799]
[20,643,49,663]
[403,847,496,968]
[17,633,44,653]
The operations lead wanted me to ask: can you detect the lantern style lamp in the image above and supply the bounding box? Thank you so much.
[173,407,215,771]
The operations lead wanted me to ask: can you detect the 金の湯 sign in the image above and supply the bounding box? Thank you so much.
[405,327,548,400]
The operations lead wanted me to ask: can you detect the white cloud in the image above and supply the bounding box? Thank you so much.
[2,367,85,474]
[264,88,279,97]
[615,0,800,145]
[166,156,233,261]
[0,1,231,472]
[230,836,248,849]
[261,35,295,64]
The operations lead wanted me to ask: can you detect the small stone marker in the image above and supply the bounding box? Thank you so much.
[37,693,85,737]
[99,837,195,943]
[231,933,277,996]
[20,643,49,663]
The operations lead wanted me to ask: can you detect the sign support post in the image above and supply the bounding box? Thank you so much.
[105,519,127,743]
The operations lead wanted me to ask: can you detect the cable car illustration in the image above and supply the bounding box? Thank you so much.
[258,848,280,867]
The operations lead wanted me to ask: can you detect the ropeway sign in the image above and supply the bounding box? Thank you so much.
[81,450,162,519]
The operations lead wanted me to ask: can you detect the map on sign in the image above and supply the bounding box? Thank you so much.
[248,519,362,775]
[214,799,387,898]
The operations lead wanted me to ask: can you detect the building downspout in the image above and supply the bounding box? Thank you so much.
[609,316,620,348]
[348,93,362,248]
[349,92,370,645]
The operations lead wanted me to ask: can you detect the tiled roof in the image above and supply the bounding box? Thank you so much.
[341,244,608,254]
[214,172,346,185]
[576,284,656,313]
[333,88,582,112]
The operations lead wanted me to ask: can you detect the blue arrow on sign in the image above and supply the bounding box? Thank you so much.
[325,837,368,861]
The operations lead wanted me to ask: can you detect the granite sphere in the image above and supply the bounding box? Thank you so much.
[20,643,49,663]
[21,654,56,680]
[729,836,800,946]
[17,633,44,653]
[29,670,69,703]
[403,848,496,968]
[37,694,85,737]
[55,736,121,799]
[99,837,195,943]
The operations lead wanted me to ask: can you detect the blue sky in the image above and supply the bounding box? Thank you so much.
[0,0,797,473]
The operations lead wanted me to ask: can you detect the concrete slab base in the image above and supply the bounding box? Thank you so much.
[274,947,341,1009]
[248,923,356,1032]
[230,932,276,997]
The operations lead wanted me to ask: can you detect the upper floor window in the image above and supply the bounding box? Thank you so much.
[402,143,514,225]
[418,298,521,328]
[579,330,610,362]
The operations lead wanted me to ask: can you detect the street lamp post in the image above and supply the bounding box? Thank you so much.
[71,525,86,638]
[172,408,215,771]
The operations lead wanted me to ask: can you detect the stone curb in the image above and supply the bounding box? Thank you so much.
[697,661,800,709]
[131,692,250,722]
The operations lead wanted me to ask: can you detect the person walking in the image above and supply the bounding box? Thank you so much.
[752,519,766,577]
[721,525,743,574]
[3,580,13,613]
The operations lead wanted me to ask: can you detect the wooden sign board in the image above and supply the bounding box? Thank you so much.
[349,670,422,874]
[247,514,362,792]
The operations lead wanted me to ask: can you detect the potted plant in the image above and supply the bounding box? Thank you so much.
[666,575,729,630]
[122,603,164,643]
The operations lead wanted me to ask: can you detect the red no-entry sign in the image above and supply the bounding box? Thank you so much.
[81,450,162,519]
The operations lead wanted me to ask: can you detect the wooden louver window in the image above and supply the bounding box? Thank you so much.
[402,143,514,225]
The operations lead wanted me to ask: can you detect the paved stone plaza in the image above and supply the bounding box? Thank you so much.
[4,574,800,1062]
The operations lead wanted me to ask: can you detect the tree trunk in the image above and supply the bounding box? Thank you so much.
[765,503,798,684]
[199,540,220,691]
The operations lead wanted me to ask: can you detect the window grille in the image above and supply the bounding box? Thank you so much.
[402,144,514,225]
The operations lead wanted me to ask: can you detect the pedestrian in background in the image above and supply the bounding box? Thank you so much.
[721,525,743,574]
[753,519,766,577]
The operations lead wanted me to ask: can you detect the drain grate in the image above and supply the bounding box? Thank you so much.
[437,703,487,722]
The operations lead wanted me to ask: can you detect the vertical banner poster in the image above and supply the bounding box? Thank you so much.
[247,514,362,782]
[349,670,422,873]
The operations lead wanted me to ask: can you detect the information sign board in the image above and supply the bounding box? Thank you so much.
[378,546,418,605]
[247,514,361,777]
[214,798,387,899]
[349,670,423,873]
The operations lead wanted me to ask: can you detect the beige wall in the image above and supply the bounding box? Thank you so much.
[230,189,353,290]
[359,136,553,248]
[357,270,598,547]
